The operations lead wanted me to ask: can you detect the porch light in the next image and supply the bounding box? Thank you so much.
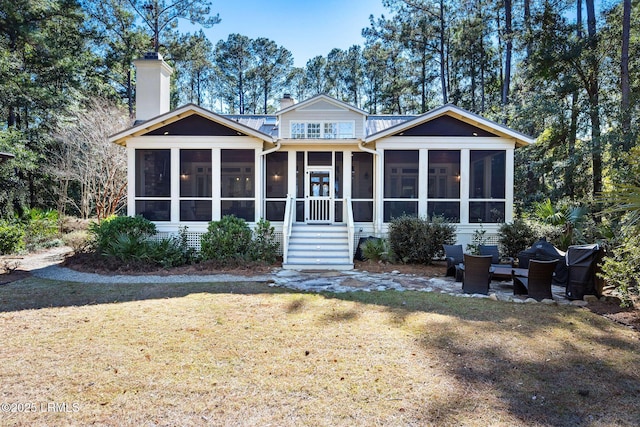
[180,171,189,180]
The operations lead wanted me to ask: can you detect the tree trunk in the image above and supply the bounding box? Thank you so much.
[621,0,631,150]
[502,0,512,107]
[585,0,602,197]
[524,0,531,60]
[439,0,448,104]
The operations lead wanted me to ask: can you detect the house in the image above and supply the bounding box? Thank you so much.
[110,53,535,270]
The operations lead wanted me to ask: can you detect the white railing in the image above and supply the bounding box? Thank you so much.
[308,197,332,222]
[282,194,296,263]
[345,197,355,261]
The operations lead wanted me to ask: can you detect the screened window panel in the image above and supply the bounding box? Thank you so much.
[470,151,505,199]
[427,202,460,222]
[221,200,255,222]
[428,151,460,199]
[352,152,373,199]
[135,201,170,221]
[135,149,171,197]
[383,201,418,222]
[221,150,254,198]
[384,150,419,198]
[266,152,288,198]
[180,150,211,198]
[180,200,212,222]
[469,202,505,223]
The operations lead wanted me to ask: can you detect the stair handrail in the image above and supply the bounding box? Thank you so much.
[282,194,295,264]
[345,197,355,261]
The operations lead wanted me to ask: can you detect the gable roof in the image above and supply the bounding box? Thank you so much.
[364,104,535,147]
[276,94,368,116]
[109,103,277,146]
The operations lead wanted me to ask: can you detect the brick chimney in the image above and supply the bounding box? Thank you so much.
[134,52,173,122]
[279,93,295,110]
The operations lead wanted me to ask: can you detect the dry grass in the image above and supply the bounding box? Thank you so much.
[0,278,639,426]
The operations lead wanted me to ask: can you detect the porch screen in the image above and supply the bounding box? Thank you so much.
[469,150,505,223]
[352,152,373,222]
[135,149,171,221]
[221,149,255,222]
[383,150,418,221]
[265,152,288,221]
[179,149,212,221]
[427,150,460,222]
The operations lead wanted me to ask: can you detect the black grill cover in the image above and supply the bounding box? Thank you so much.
[517,238,567,287]
[566,244,602,300]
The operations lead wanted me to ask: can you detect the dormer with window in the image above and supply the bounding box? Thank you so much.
[277,94,367,140]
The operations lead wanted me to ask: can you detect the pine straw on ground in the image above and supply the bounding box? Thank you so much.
[0,278,639,426]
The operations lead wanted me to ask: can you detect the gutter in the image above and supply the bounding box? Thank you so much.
[260,140,281,156]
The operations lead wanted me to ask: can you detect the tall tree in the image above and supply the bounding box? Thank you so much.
[585,0,602,198]
[620,0,631,150]
[251,38,293,113]
[127,0,219,52]
[214,34,253,113]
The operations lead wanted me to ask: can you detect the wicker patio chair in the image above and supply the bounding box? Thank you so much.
[479,244,514,267]
[461,254,494,295]
[512,259,559,301]
[443,244,464,279]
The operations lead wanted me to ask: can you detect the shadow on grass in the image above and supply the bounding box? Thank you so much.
[321,291,640,426]
[0,277,293,313]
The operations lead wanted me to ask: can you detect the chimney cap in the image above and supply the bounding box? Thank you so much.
[143,51,164,60]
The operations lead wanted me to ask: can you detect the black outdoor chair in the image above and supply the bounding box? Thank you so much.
[512,259,559,301]
[443,244,464,279]
[479,244,514,267]
[461,254,494,295]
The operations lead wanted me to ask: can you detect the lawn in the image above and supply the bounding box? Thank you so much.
[0,278,638,426]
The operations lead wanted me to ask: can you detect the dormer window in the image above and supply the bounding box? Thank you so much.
[291,121,355,139]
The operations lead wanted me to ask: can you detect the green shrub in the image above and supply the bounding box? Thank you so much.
[250,219,279,263]
[466,226,488,255]
[22,208,59,249]
[62,230,91,253]
[360,237,393,263]
[200,215,253,262]
[388,215,456,264]
[600,228,640,307]
[0,221,24,255]
[498,219,537,259]
[89,215,157,253]
[149,227,198,268]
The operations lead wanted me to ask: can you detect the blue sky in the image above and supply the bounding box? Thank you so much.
[200,0,389,67]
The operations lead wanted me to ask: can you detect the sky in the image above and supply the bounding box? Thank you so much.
[198,0,389,68]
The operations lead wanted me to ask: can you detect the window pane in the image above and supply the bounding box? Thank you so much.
[135,149,170,197]
[469,202,505,223]
[352,152,373,198]
[428,151,460,198]
[352,201,373,222]
[307,123,320,138]
[324,123,337,139]
[135,200,170,221]
[334,200,343,222]
[221,150,254,198]
[428,202,460,222]
[296,201,304,222]
[266,152,288,198]
[221,200,255,222]
[180,200,212,221]
[384,201,417,222]
[180,150,211,197]
[308,151,332,166]
[384,150,418,198]
[291,123,305,138]
[265,201,285,221]
[339,122,354,138]
[470,151,505,199]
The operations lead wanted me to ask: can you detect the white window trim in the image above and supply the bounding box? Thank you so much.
[290,121,355,139]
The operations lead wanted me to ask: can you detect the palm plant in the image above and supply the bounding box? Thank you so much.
[532,198,587,250]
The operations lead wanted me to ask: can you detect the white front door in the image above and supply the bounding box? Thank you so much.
[306,167,333,223]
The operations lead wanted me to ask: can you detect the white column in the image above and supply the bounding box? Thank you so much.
[254,148,261,223]
[505,147,515,223]
[127,146,136,217]
[170,148,180,224]
[212,148,221,220]
[418,148,428,217]
[460,149,470,225]
[374,150,384,234]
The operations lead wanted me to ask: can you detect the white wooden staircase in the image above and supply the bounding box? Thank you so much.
[283,223,354,270]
